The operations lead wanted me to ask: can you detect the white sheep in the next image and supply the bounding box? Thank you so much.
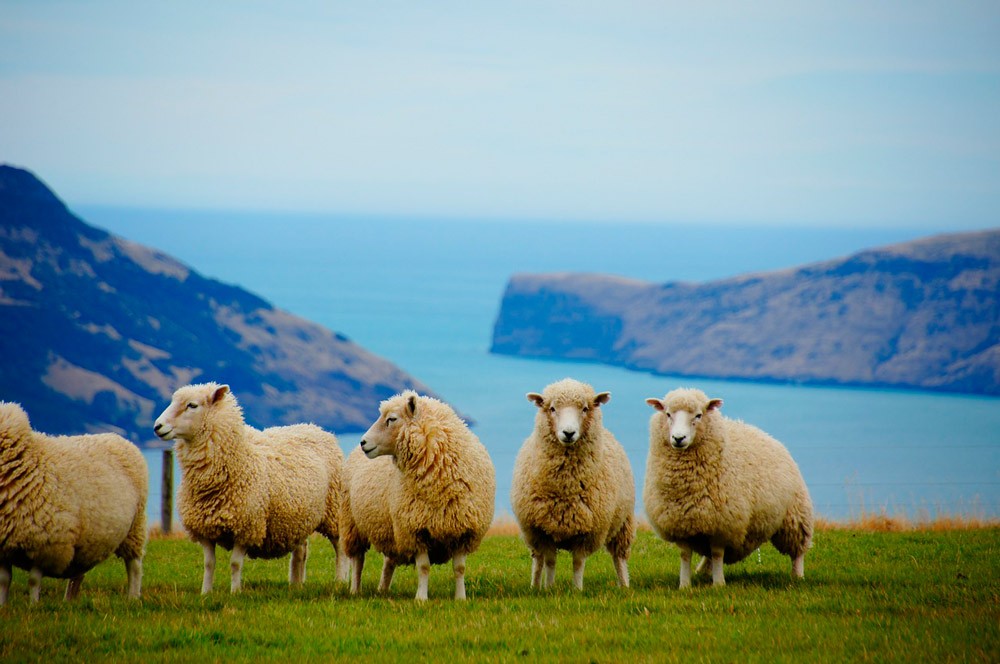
[643,387,813,588]
[511,378,635,590]
[350,390,495,601]
[153,382,347,593]
[0,402,147,605]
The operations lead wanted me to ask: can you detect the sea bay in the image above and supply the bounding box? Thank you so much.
[80,207,999,523]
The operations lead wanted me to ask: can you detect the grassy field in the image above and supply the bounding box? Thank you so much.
[1,527,997,662]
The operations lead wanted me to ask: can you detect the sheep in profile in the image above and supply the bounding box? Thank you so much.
[511,378,635,590]
[643,388,813,588]
[154,382,346,593]
[0,402,147,605]
[353,391,495,601]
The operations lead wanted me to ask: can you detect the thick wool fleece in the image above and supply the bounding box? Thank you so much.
[643,388,813,564]
[511,379,635,567]
[169,384,343,559]
[0,402,147,599]
[352,392,496,567]
[388,393,495,563]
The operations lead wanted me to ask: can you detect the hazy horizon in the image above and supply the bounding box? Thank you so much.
[2,2,999,231]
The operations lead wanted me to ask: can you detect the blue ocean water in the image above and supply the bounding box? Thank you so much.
[78,207,1000,523]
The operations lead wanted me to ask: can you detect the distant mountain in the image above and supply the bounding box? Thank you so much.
[491,229,1000,396]
[0,165,430,442]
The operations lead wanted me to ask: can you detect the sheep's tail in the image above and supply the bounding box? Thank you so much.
[606,512,636,561]
[117,506,147,562]
[772,489,814,557]
[0,402,33,449]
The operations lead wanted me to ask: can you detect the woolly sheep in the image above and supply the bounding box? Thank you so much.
[643,388,813,588]
[0,402,147,605]
[353,391,495,601]
[153,382,347,594]
[511,378,635,590]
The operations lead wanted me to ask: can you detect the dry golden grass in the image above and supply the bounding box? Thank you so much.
[816,511,999,532]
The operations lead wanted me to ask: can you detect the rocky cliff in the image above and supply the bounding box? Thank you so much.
[0,165,430,441]
[492,230,1000,395]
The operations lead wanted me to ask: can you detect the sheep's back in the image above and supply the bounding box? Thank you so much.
[251,424,338,557]
[722,419,808,522]
[35,434,147,576]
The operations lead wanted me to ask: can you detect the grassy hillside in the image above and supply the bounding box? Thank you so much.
[2,529,997,662]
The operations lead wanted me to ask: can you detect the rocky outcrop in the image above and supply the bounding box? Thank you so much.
[492,230,1000,396]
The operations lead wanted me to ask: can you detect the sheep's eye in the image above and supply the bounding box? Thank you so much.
[694,414,702,421]
[385,416,397,425]
[582,406,589,413]
[549,407,556,413]
[665,412,673,419]
[186,402,198,410]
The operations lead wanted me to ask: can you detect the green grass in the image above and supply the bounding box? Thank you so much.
[2,529,997,662]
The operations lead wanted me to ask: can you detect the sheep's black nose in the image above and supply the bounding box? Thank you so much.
[359,439,366,447]
[672,435,686,445]
[154,423,162,433]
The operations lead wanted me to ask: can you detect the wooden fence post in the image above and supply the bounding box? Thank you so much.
[161,448,173,534]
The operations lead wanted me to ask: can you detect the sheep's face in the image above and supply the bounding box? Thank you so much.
[646,393,722,450]
[154,384,229,442]
[360,393,415,459]
[527,387,610,446]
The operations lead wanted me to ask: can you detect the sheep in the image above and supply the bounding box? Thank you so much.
[354,390,495,600]
[0,402,147,605]
[643,387,813,588]
[510,378,635,591]
[338,446,408,595]
[153,382,347,594]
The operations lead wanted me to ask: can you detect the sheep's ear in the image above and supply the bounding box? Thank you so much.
[645,398,665,412]
[211,385,230,404]
[526,393,545,408]
[707,398,723,412]
[406,394,418,417]
[594,392,611,407]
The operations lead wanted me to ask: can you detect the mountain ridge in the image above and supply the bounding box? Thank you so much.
[0,164,430,442]
[491,229,1000,396]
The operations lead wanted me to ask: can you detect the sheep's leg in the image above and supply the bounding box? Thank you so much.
[613,555,630,588]
[792,553,805,579]
[414,550,431,601]
[350,555,365,595]
[230,544,247,593]
[126,557,143,598]
[453,552,467,601]
[334,540,350,583]
[678,545,693,589]
[289,540,308,585]
[378,558,396,592]
[530,551,543,589]
[710,546,726,587]
[0,564,11,606]
[543,549,557,589]
[65,575,84,600]
[694,555,710,576]
[200,540,216,594]
[28,566,43,602]
[571,550,586,590]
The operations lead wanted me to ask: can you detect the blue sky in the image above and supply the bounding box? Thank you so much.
[1,1,998,228]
